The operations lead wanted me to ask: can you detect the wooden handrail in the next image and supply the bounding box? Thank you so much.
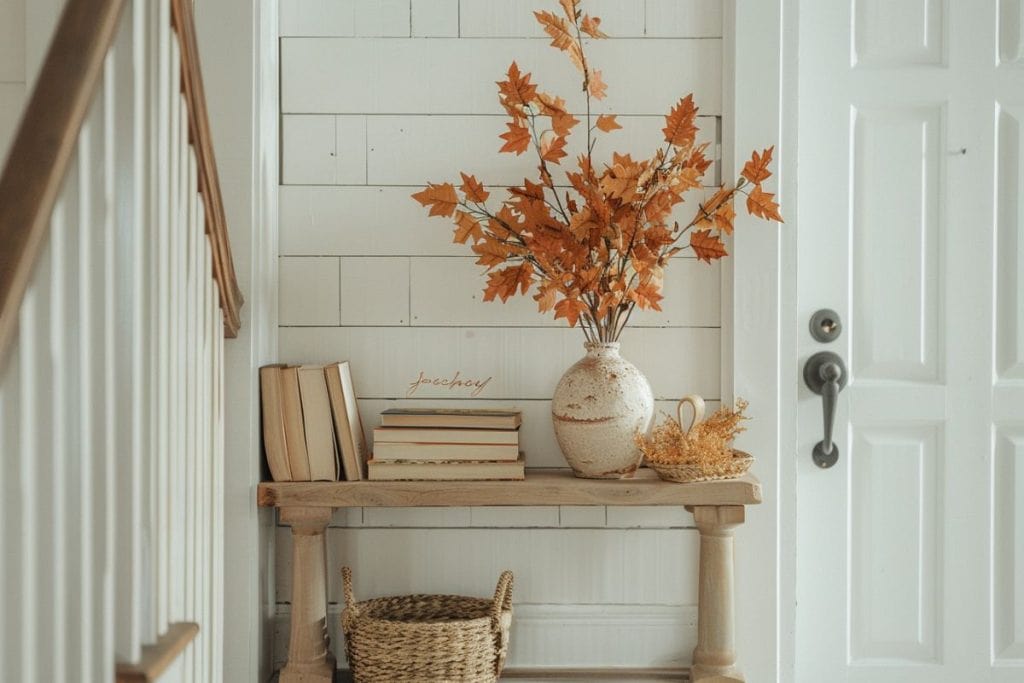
[170,0,243,337]
[0,0,243,365]
[0,0,126,363]
[115,622,199,683]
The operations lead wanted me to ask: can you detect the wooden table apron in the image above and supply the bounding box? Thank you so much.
[257,469,762,683]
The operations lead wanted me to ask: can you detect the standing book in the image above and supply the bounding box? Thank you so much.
[297,365,339,481]
[325,361,367,480]
[280,366,311,481]
[259,365,292,481]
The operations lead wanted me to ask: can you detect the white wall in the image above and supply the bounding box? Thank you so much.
[275,0,727,671]
[0,0,26,163]
[195,0,280,681]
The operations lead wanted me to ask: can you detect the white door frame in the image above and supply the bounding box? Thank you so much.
[726,0,798,680]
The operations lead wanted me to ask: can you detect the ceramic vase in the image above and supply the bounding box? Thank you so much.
[551,342,655,479]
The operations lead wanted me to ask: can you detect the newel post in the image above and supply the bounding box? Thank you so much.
[280,506,335,683]
[688,504,745,683]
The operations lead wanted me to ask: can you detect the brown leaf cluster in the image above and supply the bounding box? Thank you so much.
[411,0,784,342]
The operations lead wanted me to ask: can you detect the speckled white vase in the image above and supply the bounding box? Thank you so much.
[551,342,655,479]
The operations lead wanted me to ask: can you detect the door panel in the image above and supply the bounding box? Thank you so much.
[796,0,1024,680]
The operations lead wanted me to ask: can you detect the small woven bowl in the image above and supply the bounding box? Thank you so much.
[646,449,754,484]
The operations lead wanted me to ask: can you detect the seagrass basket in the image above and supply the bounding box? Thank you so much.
[340,566,514,683]
[646,449,754,483]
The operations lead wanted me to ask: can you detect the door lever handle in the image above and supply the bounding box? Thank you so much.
[803,351,848,468]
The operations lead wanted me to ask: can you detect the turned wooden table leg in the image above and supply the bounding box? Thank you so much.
[688,505,745,683]
[280,507,336,683]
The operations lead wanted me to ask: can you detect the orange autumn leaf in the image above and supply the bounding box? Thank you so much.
[535,10,584,72]
[412,183,459,218]
[459,172,489,203]
[497,62,538,113]
[588,69,608,100]
[471,239,515,268]
[484,263,535,302]
[554,297,589,327]
[746,184,784,222]
[629,281,664,311]
[663,94,699,148]
[540,131,568,164]
[713,201,736,235]
[499,122,532,155]
[741,146,774,185]
[453,210,484,244]
[595,114,621,132]
[580,14,607,38]
[558,0,579,20]
[533,283,559,312]
[690,230,728,263]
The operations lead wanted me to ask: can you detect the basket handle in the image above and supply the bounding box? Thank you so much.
[490,570,514,630]
[677,394,706,434]
[341,566,359,617]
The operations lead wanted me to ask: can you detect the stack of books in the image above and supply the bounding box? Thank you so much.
[368,408,525,481]
[259,361,367,481]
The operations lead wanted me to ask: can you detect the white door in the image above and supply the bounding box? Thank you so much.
[795,1,1024,681]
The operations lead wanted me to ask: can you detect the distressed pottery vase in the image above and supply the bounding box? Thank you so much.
[552,342,655,479]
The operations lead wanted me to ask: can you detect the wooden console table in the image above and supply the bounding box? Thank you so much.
[257,469,762,682]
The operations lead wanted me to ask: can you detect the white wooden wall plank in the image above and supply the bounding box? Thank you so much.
[339,256,409,325]
[280,0,411,37]
[274,527,700,605]
[281,114,366,185]
[281,38,723,115]
[460,0,647,38]
[278,326,721,400]
[278,256,341,325]
[409,256,720,328]
[645,0,723,38]
[280,186,466,256]
[273,603,696,671]
[411,0,457,37]
[357,115,718,188]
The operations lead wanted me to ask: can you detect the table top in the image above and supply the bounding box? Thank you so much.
[256,468,762,508]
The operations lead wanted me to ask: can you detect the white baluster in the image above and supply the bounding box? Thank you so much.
[0,335,21,681]
[24,215,54,683]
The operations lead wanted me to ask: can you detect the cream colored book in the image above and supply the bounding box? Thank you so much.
[280,366,311,481]
[298,365,339,481]
[372,441,520,462]
[325,361,366,481]
[259,365,292,482]
[367,456,526,481]
[373,427,519,445]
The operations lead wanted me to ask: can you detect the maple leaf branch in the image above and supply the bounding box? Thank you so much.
[524,110,572,224]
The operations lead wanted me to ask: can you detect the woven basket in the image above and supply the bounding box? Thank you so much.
[647,449,754,483]
[341,567,514,683]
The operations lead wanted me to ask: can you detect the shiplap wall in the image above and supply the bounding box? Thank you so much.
[276,0,725,670]
[0,0,26,164]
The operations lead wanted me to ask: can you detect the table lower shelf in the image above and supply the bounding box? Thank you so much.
[257,468,761,508]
